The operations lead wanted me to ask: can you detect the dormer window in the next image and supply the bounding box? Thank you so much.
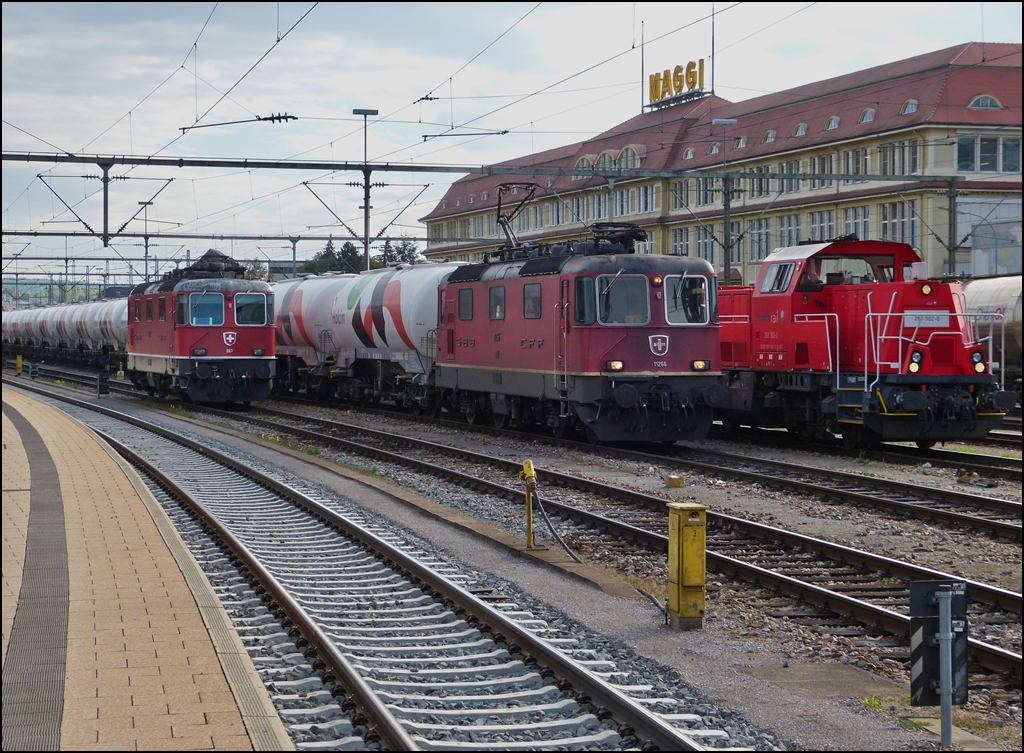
[574,156,592,179]
[763,130,776,144]
[468,195,474,204]
[442,200,447,209]
[794,123,807,137]
[482,191,488,201]
[824,116,839,130]
[455,197,462,207]
[900,99,918,115]
[859,108,875,123]
[683,148,694,159]
[734,136,747,149]
[709,142,720,155]
[596,152,615,170]
[619,147,639,169]
[968,94,1002,109]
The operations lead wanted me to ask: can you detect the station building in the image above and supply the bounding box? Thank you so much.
[420,42,1022,282]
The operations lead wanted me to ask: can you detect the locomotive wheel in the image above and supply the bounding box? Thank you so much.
[916,439,937,450]
[551,424,568,439]
[492,414,509,429]
[464,409,479,425]
[586,427,601,445]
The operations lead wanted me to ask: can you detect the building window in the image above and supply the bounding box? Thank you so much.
[794,123,807,137]
[637,184,655,214]
[533,205,544,229]
[900,99,918,115]
[809,210,835,241]
[591,192,608,220]
[551,200,565,226]
[570,196,586,223]
[879,139,919,175]
[670,227,690,256]
[709,142,720,155]
[468,195,474,204]
[574,157,592,179]
[842,147,870,183]
[516,211,529,234]
[763,130,776,144]
[671,180,690,209]
[778,214,802,247]
[695,177,716,206]
[683,148,694,159]
[968,95,1002,110]
[749,218,772,261]
[777,160,801,193]
[880,200,917,247]
[957,136,1021,173]
[545,178,553,188]
[696,225,715,264]
[810,154,834,188]
[824,116,839,131]
[482,191,488,201]
[728,221,743,264]
[615,188,630,217]
[441,200,447,210]
[455,198,461,207]
[596,152,615,170]
[735,136,747,149]
[620,147,639,169]
[843,206,870,240]
[859,108,875,123]
[636,239,653,255]
[747,166,771,198]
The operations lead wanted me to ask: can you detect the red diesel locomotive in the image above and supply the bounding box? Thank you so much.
[127,249,276,402]
[717,237,1016,447]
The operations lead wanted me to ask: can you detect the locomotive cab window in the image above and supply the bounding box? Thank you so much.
[189,292,225,326]
[458,288,473,321]
[145,298,153,322]
[666,275,709,324]
[489,286,505,320]
[523,284,542,319]
[575,277,596,325]
[177,294,187,324]
[134,299,141,322]
[597,273,650,325]
[158,297,166,322]
[818,255,894,284]
[760,263,796,293]
[235,293,268,325]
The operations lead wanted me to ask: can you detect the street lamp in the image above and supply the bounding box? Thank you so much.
[711,118,738,284]
[353,108,378,271]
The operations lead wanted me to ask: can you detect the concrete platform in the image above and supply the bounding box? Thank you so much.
[1,389,292,751]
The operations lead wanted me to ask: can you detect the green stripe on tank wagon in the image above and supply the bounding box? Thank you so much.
[1,402,69,751]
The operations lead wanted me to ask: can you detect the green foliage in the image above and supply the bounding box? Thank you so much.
[900,719,929,730]
[300,239,364,275]
[304,446,322,456]
[863,695,884,710]
[243,260,269,281]
[379,236,422,266]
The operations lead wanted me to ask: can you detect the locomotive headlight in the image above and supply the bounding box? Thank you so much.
[921,283,932,295]
[911,351,924,364]
[692,359,711,371]
[971,350,983,364]
[252,348,266,356]
[908,362,921,373]
[652,276,664,287]
[192,348,207,356]
[974,361,987,373]
[605,360,625,371]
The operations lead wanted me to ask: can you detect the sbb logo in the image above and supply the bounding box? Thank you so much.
[223,332,237,346]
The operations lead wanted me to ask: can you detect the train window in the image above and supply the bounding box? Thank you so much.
[134,299,141,322]
[177,294,187,325]
[267,294,274,325]
[146,298,153,322]
[597,274,650,325]
[458,289,473,320]
[665,275,709,324]
[574,277,596,325]
[235,293,268,325]
[489,286,505,320]
[189,292,224,326]
[523,284,542,319]
[760,263,795,293]
[158,297,166,322]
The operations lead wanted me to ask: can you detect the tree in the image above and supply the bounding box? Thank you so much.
[243,260,268,281]
[299,239,363,275]
[378,236,422,267]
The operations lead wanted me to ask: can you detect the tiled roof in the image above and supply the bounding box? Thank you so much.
[422,42,1021,223]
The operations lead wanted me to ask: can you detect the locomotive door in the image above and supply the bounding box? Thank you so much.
[556,279,570,394]
[442,294,456,362]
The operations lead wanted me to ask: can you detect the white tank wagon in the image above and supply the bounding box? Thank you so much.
[273,262,463,403]
[3,298,129,368]
[964,275,1022,402]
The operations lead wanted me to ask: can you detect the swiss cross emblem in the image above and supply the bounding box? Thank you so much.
[223,332,237,346]
[649,335,668,356]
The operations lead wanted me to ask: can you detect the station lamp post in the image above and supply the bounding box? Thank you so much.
[353,108,378,271]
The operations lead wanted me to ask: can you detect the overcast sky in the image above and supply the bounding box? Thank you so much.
[2,2,1021,280]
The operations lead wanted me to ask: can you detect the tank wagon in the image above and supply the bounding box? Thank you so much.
[274,220,725,442]
[717,237,1016,447]
[963,275,1022,404]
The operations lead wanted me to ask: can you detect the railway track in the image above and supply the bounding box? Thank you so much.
[168,399,1021,677]
[7,381,755,751]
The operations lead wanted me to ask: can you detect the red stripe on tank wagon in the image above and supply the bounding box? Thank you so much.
[383,280,415,350]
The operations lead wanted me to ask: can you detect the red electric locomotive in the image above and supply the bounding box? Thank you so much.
[127,250,276,403]
[717,237,1016,447]
[434,222,725,443]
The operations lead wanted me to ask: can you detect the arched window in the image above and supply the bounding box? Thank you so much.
[468,195,474,204]
[683,148,694,159]
[708,142,720,155]
[596,152,615,170]
[968,94,1003,109]
[763,130,776,144]
[574,156,592,180]
[734,136,747,149]
[794,123,807,137]
[824,116,839,130]
[455,197,462,207]
[900,99,918,115]
[859,108,875,123]
[482,191,488,201]
[619,147,639,169]
[545,178,553,188]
